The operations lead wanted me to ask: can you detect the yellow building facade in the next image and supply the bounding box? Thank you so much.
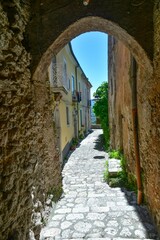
[48,43,92,166]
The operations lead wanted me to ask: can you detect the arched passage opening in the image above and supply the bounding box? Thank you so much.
[31,16,152,175]
[31,16,153,173]
[31,16,153,174]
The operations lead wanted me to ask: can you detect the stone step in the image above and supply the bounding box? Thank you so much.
[108,158,122,176]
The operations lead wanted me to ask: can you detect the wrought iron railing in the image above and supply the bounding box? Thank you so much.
[50,58,68,91]
[72,90,82,102]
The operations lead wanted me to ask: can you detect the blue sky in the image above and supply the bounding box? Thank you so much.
[71,32,108,98]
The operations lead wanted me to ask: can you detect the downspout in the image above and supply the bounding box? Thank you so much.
[75,66,79,136]
[131,57,142,205]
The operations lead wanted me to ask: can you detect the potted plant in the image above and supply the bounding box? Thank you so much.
[70,138,78,150]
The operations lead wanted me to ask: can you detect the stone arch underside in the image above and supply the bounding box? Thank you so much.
[27,0,154,78]
[32,16,153,82]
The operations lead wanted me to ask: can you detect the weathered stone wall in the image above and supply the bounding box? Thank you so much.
[147,0,160,232]
[108,11,160,232]
[0,1,61,239]
[108,37,135,174]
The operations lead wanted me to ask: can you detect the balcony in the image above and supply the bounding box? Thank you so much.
[50,61,68,96]
[72,91,82,102]
[88,99,91,107]
[51,86,68,95]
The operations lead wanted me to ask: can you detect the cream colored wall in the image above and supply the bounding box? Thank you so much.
[59,100,74,151]
[56,46,76,152]
[77,68,91,134]
[49,44,91,155]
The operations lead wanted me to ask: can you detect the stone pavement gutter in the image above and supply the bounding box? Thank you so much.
[40,130,158,240]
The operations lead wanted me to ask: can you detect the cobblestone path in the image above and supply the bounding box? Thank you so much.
[40,130,158,240]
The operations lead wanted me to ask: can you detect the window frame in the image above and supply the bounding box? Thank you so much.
[66,106,70,125]
[71,75,75,94]
[63,58,67,85]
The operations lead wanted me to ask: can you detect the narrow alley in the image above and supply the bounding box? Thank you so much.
[40,130,157,240]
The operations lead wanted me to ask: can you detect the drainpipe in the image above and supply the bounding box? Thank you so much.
[131,57,142,205]
[75,66,79,137]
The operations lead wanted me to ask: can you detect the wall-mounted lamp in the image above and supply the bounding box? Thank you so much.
[83,0,90,6]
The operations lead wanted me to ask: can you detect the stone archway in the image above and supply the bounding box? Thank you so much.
[30,10,157,234]
[29,11,160,236]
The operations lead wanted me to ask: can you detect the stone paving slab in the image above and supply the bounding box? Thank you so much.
[40,130,158,240]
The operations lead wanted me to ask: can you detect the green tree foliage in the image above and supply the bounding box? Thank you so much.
[93,82,109,149]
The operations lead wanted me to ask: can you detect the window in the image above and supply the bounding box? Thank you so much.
[50,56,57,86]
[66,106,70,125]
[72,75,75,94]
[80,109,83,127]
[68,78,70,90]
[85,87,87,102]
[63,59,67,87]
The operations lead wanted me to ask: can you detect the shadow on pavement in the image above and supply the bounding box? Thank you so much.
[119,187,159,239]
[93,156,105,159]
[94,132,158,238]
[93,133,105,151]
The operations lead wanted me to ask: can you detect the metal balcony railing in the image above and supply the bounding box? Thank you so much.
[72,91,82,102]
[88,99,91,107]
[50,60,68,94]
